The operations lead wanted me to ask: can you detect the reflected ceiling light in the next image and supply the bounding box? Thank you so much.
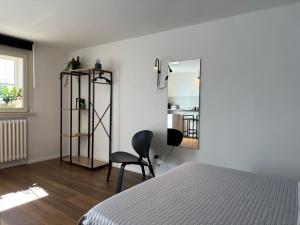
[169,61,179,65]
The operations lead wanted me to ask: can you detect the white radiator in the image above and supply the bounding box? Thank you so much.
[0,119,27,163]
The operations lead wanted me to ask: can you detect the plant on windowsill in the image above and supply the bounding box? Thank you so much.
[0,86,23,108]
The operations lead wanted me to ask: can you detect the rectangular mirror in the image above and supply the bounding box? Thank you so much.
[167,59,201,149]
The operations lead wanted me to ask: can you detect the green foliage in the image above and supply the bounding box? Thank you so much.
[64,56,81,71]
[63,56,82,88]
[0,86,22,104]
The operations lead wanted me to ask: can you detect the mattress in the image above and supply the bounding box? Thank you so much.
[80,162,298,225]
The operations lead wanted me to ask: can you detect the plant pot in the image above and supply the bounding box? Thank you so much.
[0,103,11,108]
[0,99,22,108]
[15,99,23,108]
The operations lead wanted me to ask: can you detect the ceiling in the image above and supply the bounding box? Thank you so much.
[0,0,299,50]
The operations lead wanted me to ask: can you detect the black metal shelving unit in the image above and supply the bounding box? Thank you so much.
[59,68,113,169]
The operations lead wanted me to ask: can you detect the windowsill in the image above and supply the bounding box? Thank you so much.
[0,112,36,118]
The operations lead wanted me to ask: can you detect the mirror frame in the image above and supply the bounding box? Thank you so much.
[166,58,201,150]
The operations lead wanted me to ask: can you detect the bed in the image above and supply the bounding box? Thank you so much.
[79,162,299,225]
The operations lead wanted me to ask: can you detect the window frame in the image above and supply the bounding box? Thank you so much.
[0,46,30,113]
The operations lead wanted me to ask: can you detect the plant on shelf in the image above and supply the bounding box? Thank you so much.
[0,86,22,105]
[63,56,82,87]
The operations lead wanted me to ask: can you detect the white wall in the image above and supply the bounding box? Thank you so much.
[27,44,68,163]
[70,3,300,179]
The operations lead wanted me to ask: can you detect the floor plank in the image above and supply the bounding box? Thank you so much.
[0,159,146,225]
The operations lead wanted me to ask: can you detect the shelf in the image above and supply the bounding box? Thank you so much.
[61,133,88,137]
[62,156,108,169]
[61,68,112,76]
[62,108,88,111]
[60,67,112,170]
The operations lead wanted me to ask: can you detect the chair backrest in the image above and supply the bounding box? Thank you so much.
[132,130,153,158]
[167,128,183,147]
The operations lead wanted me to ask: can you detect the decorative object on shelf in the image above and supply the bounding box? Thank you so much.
[65,56,82,71]
[63,56,82,87]
[75,98,79,109]
[153,58,172,90]
[0,86,22,106]
[75,98,86,109]
[95,59,102,69]
[79,98,85,109]
[171,104,179,110]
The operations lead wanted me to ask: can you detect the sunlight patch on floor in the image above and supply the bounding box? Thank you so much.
[0,185,48,212]
[0,218,9,225]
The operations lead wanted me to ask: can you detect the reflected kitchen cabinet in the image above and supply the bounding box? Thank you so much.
[168,113,183,132]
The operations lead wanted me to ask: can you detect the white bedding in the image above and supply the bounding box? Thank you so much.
[297,182,300,225]
[80,163,299,225]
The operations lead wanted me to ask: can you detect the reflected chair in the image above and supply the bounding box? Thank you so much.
[165,129,183,161]
[106,130,155,193]
[183,115,199,139]
[167,128,183,146]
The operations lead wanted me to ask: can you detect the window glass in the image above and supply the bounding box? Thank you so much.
[0,54,25,110]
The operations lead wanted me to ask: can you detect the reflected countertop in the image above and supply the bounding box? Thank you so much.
[168,109,199,114]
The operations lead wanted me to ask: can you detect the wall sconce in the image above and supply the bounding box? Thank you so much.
[154,58,170,90]
[154,58,160,73]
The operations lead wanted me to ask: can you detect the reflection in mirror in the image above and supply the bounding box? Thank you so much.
[167,59,200,150]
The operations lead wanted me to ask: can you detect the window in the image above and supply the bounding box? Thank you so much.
[0,47,29,112]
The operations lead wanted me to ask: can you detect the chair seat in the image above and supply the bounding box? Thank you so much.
[110,151,148,164]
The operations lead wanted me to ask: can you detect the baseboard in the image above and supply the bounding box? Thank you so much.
[27,155,62,164]
[0,154,66,169]
[29,156,146,175]
[0,159,28,169]
[1,155,152,175]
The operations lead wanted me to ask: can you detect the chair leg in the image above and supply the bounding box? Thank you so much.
[116,163,126,193]
[147,156,155,177]
[140,164,146,181]
[106,161,112,182]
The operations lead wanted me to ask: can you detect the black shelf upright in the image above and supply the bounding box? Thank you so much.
[59,68,113,169]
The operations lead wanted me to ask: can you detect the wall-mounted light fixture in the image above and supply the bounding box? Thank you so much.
[154,58,160,72]
[154,58,170,90]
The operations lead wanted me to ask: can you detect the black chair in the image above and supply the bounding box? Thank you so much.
[165,129,183,162]
[167,128,183,146]
[106,130,155,193]
[183,115,199,138]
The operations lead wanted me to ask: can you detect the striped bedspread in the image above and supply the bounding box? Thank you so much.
[80,162,298,225]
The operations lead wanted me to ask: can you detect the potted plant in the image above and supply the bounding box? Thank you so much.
[63,56,82,87]
[0,86,23,108]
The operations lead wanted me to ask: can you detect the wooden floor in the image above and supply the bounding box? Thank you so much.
[0,159,146,225]
[180,137,199,149]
